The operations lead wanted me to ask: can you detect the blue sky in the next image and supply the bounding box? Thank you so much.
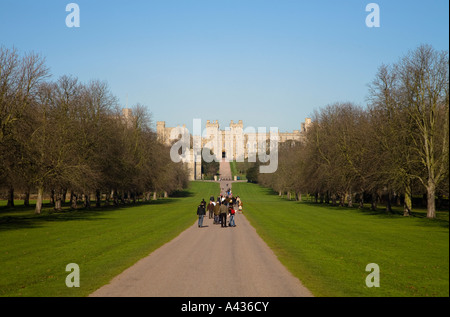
[0,0,448,132]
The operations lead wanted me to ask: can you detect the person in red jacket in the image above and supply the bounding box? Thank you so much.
[229,205,236,227]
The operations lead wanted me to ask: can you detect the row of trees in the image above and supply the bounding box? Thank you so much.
[201,152,220,180]
[0,46,189,214]
[258,45,449,219]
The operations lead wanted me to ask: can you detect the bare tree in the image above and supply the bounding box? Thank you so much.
[0,47,49,207]
[398,45,449,218]
[369,45,449,218]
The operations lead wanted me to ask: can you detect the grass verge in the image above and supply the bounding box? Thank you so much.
[0,181,218,297]
[232,182,449,297]
[229,161,246,180]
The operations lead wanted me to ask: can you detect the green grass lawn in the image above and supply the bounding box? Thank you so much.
[0,181,218,297]
[229,161,246,180]
[232,182,449,297]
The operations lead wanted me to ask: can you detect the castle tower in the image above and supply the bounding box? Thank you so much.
[122,108,133,127]
[229,120,245,161]
[301,118,312,133]
[204,120,221,161]
[156,121,166,143]
[122,108,132,119]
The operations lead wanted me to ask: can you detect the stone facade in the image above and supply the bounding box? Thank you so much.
[156,118,312,180]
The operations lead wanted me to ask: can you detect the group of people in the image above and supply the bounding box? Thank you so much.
[196,194,243,228]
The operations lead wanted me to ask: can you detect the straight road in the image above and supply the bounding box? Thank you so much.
[90,160,312,297]
[219,158,233,196]
[90,214,312,297]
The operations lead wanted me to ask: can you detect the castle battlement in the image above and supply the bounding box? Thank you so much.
[155,118,312,180]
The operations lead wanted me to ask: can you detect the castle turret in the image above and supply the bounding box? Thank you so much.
[156,121,166,143]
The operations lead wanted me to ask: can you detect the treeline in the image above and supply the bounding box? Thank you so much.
[0,46,189,214]
[258,45,449,219]
[201,154,220,180]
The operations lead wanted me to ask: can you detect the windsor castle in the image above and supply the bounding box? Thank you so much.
[156,118,312,180]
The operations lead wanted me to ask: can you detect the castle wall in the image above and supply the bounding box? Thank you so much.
[156,119,312,180]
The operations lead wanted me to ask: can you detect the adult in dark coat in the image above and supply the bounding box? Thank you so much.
[207,201,214,219]
[219,201,228,227]
[197,202,206,227]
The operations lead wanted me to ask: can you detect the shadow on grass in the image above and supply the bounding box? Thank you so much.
[0,189,195,232]
[252,182,450,229]
[170,190,195,198]
[298,200,449,229]
[0,208,105,231]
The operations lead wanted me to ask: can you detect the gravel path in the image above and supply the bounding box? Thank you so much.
[90,160,313,297]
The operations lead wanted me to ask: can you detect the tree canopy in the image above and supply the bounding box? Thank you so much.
[0,46,189,213]
[258,45,449,218]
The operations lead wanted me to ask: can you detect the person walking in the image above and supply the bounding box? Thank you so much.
[229,205,236,227]
[227,195,233,207]
[197,201,206,228]
[219,201,228,227]
[213,200,221,224]
[207,201,214,219]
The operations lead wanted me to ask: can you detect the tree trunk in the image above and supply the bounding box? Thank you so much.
[84,193,91,208]
[55,198,62,211]
[54,190,62,211]
[119,191,125,204]
[50,189,55,206]
[426,180,436,219]
[62,189,67,205]
[331,193,337,206]
[71,192,78,209]
[339,193,345,207]
[385,190,392,214]
[113,189,119,206]
[35,186,44,214]
[96,190,101,208]
[24,190,30,207]
[296,192,302,202]
[359,192,364,209]
[403,181,412,216]
[347,190,353,208]
[403,192,412,217]
[371,191,378,211]
[6,186,14,208]
[105,190,111,206]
